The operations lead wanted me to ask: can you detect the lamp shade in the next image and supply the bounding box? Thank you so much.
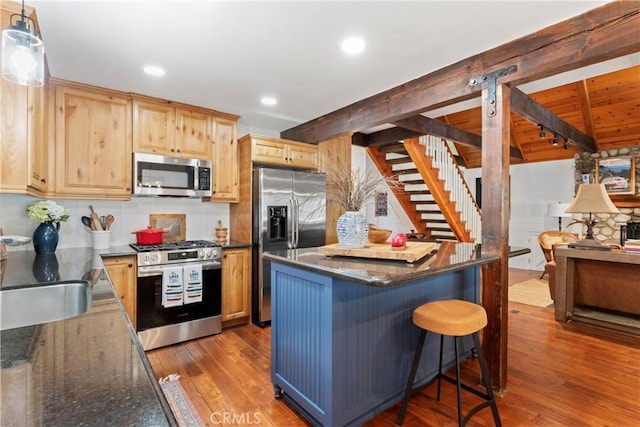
[565,184,620,214]
[1,16,44,87]
[547,202,572,218]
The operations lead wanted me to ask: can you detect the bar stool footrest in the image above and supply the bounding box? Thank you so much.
[440,373,492,401]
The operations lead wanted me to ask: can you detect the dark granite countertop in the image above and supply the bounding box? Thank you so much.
[263,241,529,287]
[220,239,252,249]
[0,248,176,426]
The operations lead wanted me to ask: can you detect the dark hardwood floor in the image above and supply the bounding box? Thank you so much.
[147,269,640,426]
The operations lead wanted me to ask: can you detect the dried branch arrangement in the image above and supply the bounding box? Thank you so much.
[325,164,402,211]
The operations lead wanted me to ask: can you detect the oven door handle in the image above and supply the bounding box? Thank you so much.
[137,261,221,277]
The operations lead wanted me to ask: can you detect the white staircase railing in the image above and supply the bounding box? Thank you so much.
[420,135,482,242]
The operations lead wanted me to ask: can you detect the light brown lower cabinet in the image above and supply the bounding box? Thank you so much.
[103,255,137,327]
[221,247,251,327]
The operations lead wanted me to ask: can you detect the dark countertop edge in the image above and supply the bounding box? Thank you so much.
[221,240,252,249]
[264,246,529,287]
[262,252,498,287]
[97,254,178,426]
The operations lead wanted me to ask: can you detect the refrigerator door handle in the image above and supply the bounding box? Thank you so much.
[294,197,300,248]
[288,197,295,249]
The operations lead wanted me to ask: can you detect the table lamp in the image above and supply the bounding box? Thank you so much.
[546,202,572,231]
[565,183,620,249]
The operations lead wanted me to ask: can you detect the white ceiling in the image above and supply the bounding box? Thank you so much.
[28,0,628,134]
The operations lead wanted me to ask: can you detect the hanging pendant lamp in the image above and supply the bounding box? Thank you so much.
[1,0,44,86]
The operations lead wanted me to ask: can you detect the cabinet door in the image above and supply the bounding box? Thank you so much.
[27,84,49,194]
[251,137,288,165]
[211,117,239,202]
[288,143,318,169]
[175,108,211,159]
[0,77,29,192]
[55,84,132,198]
[132,99,176,155]
[103,256,137,326]
[221,247,251,325]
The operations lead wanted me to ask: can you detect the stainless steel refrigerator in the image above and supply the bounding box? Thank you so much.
[252,167,326,327]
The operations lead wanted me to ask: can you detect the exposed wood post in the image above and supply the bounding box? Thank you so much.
[480,83,511,394]
[318,134,352,244]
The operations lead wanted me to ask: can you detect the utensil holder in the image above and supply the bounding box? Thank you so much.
[91,230,111,250]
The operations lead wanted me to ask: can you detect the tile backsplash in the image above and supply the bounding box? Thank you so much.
[0,194,230,252]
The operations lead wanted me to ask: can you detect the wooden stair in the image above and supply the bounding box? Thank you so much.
[367,137,473,242]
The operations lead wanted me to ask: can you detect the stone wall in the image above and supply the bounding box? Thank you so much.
[573,146,640,244]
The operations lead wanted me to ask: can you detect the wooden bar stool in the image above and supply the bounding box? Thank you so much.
[397,300,501,426]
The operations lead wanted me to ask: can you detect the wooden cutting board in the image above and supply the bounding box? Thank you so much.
[318,241,437,263]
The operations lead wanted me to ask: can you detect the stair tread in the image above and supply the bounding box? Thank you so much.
[386,157,412,165]
[394,168,419,175]
[378,144,407,154]
[401,179,426,184]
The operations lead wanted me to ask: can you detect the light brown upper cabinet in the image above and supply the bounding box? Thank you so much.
[245,134,318,169]
[209,116,239,202]
[133,97,211,160]
[54,81,132,199]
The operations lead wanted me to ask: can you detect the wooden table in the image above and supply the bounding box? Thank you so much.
[554,247,640,332]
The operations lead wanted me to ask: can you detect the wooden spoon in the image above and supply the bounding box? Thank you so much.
[105,214,115,230]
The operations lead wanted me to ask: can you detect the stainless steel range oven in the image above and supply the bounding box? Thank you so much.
[131,240,222,351]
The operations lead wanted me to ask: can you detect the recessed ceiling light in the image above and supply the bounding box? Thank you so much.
[341,37,365,55]
[143,65,165,77]
[261,96,277,106]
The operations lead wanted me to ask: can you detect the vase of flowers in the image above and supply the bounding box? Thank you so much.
[27,200,69,254]
[575,155,595,184]
[326,165,400,248]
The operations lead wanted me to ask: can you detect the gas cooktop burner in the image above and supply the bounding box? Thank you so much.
[130,240,220,252]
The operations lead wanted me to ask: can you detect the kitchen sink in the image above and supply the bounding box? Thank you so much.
[0,281,91,331]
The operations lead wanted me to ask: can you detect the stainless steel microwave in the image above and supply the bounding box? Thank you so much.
[133,152,212,197]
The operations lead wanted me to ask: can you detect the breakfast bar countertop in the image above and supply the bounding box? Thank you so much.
[0,248,176,426]
[263,241,529,287]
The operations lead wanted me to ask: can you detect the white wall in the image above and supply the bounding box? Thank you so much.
[464,159,576,269]
[0,194,229,252]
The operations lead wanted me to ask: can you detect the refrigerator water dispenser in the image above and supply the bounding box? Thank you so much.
[268,206,287,241]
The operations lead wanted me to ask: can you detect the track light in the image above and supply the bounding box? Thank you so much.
[538,124,573,149]
[538,124,546,139]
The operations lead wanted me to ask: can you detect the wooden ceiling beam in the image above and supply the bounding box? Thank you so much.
[510,87,596,152]
[392,115,524,161]
[281,3,639,143]
[354,128,420,147]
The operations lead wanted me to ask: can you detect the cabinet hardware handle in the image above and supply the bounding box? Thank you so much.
[171,148,175,152]
[40,178,46,183]
[128,264,133,268]
[177,149,181,152]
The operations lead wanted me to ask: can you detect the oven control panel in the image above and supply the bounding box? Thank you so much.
[136,247,221,266]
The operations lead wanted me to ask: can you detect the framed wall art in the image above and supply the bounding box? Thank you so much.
[596,156,636,195]
[150,214,186,242]
[374,192,388,217]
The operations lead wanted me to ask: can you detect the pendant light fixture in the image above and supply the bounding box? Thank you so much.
[1,0,44,86]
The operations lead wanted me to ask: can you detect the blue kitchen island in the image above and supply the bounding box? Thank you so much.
[264,242,526,427]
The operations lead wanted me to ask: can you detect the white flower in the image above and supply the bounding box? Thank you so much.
[27,200,70,223]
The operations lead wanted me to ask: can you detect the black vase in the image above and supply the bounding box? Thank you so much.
[32,253,60,282]
[33,221,59,255]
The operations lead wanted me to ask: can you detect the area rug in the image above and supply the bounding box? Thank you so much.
[508,278,553,308]
[159,374,204,427]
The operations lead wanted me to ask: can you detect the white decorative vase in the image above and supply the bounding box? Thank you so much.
[581,173,590,184]
[336,211,368,248]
